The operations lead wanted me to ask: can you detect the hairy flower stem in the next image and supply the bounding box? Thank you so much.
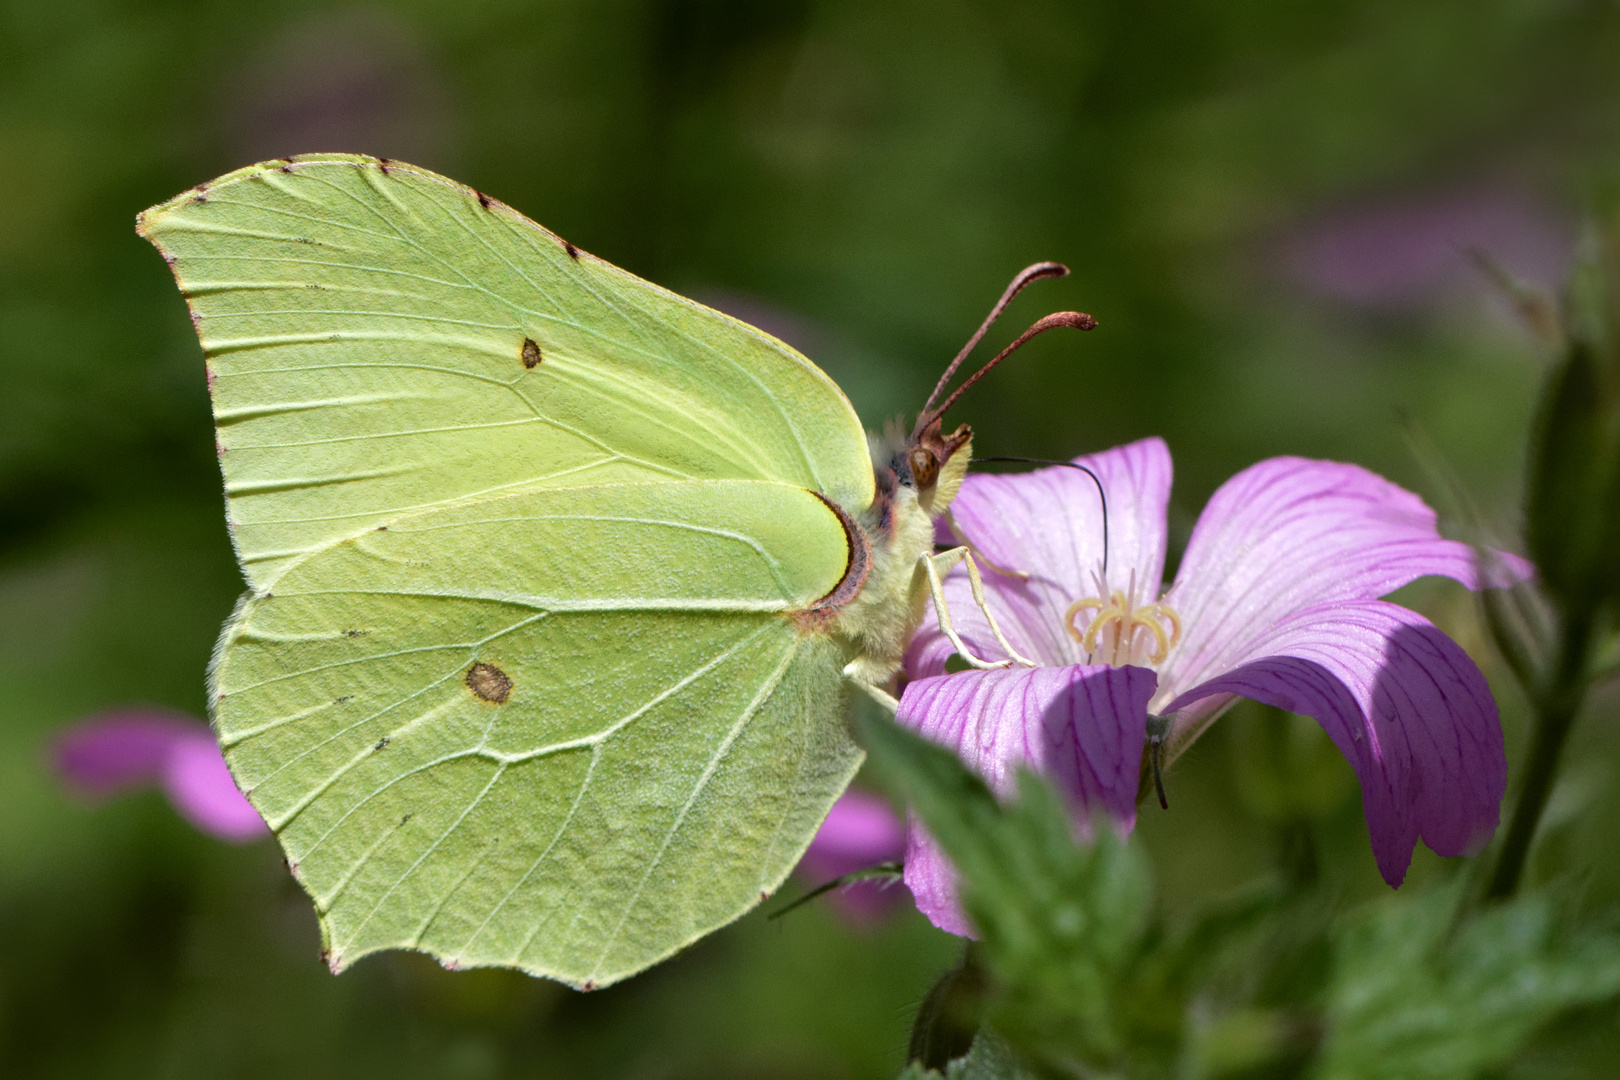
[1486,604,1599,900]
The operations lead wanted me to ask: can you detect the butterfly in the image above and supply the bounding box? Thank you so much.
[139,154,1090,987]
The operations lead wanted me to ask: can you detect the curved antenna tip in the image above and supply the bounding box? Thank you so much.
[1048,310,1097,331]
[917,261,1075,427]
[921,310,1100,429]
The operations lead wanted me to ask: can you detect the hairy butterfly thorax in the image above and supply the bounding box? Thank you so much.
[830,419,975,686]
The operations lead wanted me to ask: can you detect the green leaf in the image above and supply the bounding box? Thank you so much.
[897,1030,1041,1080]
[858,712,1156,1074]
[1315,886,1620,1080]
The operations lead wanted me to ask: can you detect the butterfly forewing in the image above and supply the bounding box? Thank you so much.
[139,155,873,588]
[213,481,861,986]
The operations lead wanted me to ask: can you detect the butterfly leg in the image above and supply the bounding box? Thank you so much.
[920,548,1038,669]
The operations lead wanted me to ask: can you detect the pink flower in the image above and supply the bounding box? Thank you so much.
[1283,189,1569,310]
[900,438,1530,936]
[796,789,907,921]
[52,710,268,843]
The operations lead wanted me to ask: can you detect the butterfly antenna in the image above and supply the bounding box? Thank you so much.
[970,457,1108,577]
[918,311,1098,439]
[916,262,1071,436]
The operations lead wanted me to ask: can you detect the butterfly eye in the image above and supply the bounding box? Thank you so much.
[910,447,940,489]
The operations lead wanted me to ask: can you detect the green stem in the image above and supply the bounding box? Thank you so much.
[1485,604,1598,900]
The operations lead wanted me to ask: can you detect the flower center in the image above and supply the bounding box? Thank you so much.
[1063,573,1182,668]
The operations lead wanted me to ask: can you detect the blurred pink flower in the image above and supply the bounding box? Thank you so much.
[53,710,268,843]
[901,438,1531,935]
[1284,189,1569,309]
[796,789,907,921]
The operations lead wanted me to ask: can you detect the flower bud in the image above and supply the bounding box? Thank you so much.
[1524,223,1620,613]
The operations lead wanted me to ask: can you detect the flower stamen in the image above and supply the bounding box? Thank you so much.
[1064,589,1183,668]
[1064,596,1110,646]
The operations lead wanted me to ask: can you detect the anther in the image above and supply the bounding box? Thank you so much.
[1064,589,1183,668]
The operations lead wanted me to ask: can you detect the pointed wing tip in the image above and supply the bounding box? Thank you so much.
[136,153,398,227]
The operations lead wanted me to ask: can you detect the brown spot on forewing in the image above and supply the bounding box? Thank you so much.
[791,492,871,634]
[521,338,542,368]
[465,662,512,703]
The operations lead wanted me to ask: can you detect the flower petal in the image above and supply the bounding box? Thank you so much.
[799,788,905,879]
[897,663,1156,934]
[797,789,907,922]
[53,711,199,794]
[1163,600,1506,886]
[1160,456,1531,700]
[163,730,271,843]
[53,710,267,843]
[910,437,1174,674]
[903,825,974,935]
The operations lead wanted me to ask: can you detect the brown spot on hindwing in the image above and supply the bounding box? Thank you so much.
[465,662,512,703]
[476,191,492,209]
[792,493,871,632]
[521,338,542,368]
[563,241,579,260]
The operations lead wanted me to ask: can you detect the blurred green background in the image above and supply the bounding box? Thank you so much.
[3,1,1619,1076]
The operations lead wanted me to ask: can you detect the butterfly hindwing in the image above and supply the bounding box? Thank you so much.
[214,480,861,986]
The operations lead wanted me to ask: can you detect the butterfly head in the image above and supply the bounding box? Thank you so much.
[904,416,973,515]
[900,261,1096,518]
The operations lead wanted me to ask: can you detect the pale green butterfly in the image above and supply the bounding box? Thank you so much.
[139,154,1090,988]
